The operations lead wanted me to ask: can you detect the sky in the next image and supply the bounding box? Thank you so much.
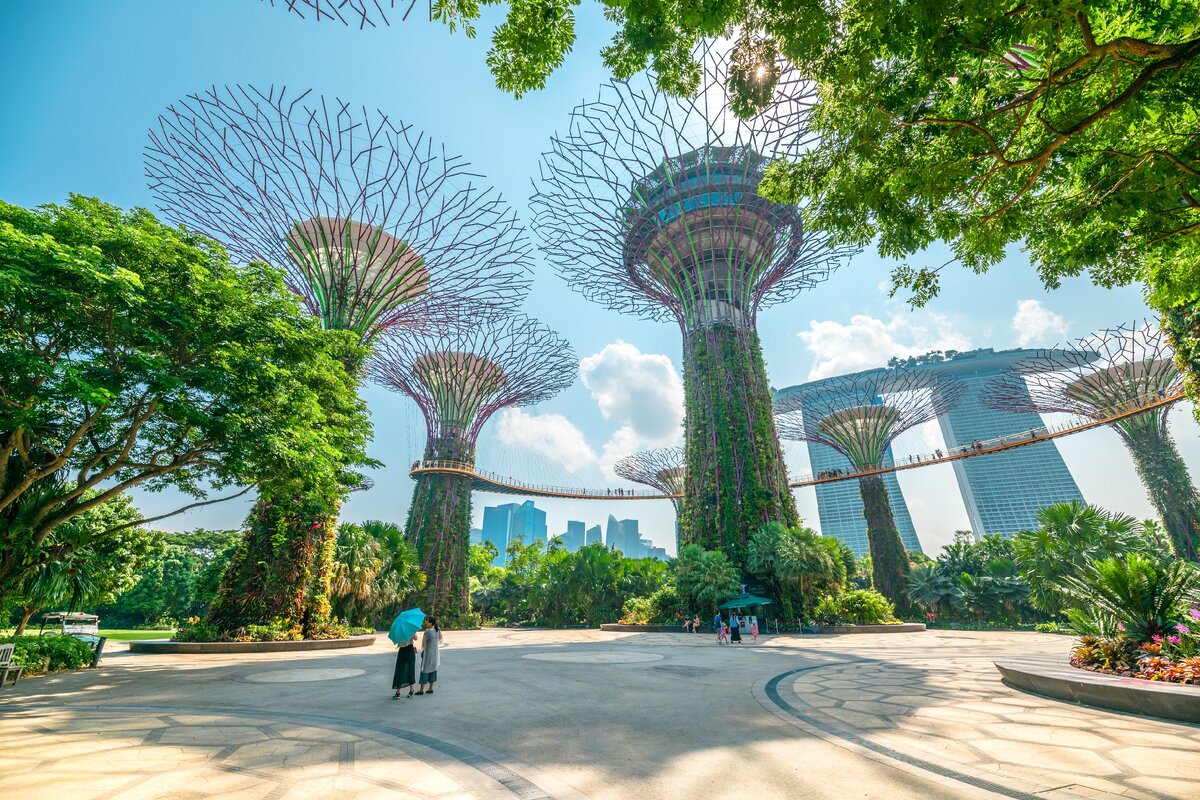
[3,1,1198,558]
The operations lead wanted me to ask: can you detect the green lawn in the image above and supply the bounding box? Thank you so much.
[1,628,174,640]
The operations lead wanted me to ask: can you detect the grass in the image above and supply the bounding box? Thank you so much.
[1,628,175,641]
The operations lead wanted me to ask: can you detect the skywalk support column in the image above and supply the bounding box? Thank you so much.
[373,318,576,624]
[776,369,966,615]
[530,46,854,566]
[146,85,533,633]
[983,324,1200,562]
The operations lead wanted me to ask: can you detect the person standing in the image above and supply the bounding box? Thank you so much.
[729,615,742,644]
[416,617,443,695]
[692,614,700,634]
[750,619,759,643]
[392,634,418,699]
[712,611,722,635]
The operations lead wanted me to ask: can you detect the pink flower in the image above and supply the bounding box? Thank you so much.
[1152,634,1164,644]
[1116,622,1126,632]
[1168,635,1182,645]
[1178,624,1192,635]
[1190,607,1200,621]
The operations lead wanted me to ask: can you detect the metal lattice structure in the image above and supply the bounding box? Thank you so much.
[981,322,1184,435]
[775,368,966,469]
[530,43,854,333]
[260,0,418,27]
[146,84,532,345]
[981,321,1200,562]
[371,315,577,462]
[614,447,686,509]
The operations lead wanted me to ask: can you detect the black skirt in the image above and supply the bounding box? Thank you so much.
[392,644,416,689]
[730,627,742,642]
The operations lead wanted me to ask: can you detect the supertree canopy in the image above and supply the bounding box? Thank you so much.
[147,84,532,346]
[372,315,577,620]
[614,447,687,538]
[982,322,1199,561]
[145,85,531,633]
[260,0,417,28]
[531,45,855,563]
[775,367,965,613]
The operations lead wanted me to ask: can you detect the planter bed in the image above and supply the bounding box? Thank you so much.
[801,623,926,634]
[995,655,1200,724]
[129,635,376,654]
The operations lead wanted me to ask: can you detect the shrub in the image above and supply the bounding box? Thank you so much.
[647,585,684,623]
[1034,622,1074,635]
[172,616,222,642]
[620,597,652,625]
[810,589,896,626]
[0,635,94,674]
[1058,553,1198,642]
[238,619,303,642]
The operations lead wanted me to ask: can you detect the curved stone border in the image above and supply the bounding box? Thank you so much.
[599,624,708,633]
[995,655,1200,724]
[803,623,926,634]
[129,635,376,654]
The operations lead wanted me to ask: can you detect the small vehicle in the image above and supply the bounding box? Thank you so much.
[38,611,100,641]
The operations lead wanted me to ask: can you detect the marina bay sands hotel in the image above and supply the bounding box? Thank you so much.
[775,348,1086,556]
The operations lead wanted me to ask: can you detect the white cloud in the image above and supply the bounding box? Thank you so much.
[580,340,685,478]
[1011,299,1068,347]
[495,408,598,474]
[799,313,973,380]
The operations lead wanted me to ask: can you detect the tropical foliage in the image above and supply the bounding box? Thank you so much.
[330,520,424,629]
[0,195,373,615]
[746,522,854,620]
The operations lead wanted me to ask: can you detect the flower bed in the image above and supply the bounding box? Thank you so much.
[171,616,372,643]
[1070,606,1200,686]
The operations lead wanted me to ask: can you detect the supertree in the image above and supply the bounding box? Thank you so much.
[982,322,1199,561]
[146,85,532,632]
[775,368,966,613]
[531,45,855,565]
[372,315,577,621]
[614,447,686,541]
[259,0,417,27]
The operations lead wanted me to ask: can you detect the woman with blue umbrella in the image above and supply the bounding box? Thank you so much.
[390,608,424,699]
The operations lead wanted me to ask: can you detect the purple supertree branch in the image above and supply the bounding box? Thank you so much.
[260,0,419,28]
[613,447,686,496]
[981,320,1182,420]
[530,42,856,329]
[774,367,966,468]
[369,315,578,452]
[146,84,532,341]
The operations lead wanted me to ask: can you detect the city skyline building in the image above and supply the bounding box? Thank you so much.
[480,500,549,566]
[557,520,586,552]
[585,525,602,546]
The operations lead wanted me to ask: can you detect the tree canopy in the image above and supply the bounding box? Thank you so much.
[438,2,1197,315]
[0,195,373,603]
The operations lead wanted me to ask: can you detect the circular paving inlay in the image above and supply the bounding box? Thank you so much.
[243,668,366,683]
[522,651,663,664]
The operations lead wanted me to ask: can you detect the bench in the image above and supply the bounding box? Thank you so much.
[0,643,24,687]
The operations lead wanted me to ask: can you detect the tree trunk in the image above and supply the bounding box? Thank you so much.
[858,474,913,616]
[14,606,35,636]
[406,435,475,625]
[680,324,797,566]
[1119,420,1200,562]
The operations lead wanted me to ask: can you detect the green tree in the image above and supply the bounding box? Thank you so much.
[0,196,372,614]
[1013,500,1161,615]
[9,494,162,633]
[329,520,424,628]
[674,544,740,611]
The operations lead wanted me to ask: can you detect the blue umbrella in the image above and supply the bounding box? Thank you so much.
[388,608,425,645]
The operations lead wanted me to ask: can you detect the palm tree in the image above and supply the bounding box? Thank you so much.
[1059,552,1200,641]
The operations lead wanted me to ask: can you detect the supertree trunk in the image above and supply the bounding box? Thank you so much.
[1119,421,1200,562]
[207,485,340,634]
[406,436,475,624]
[1163,301,1200,421]
[680,323,796,564]
[858,474,913,615]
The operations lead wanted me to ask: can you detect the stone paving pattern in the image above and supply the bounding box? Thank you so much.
[1,629,1197,800]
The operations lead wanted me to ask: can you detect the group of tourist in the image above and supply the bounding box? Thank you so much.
[712,612,758,645]
[392,617,443,699]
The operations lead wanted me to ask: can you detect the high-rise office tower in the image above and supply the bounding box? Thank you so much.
[585,525,602,546]
[558,520,586,552]
[481,500,548,565]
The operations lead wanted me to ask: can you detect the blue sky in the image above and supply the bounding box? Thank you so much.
[3,1,1197,557]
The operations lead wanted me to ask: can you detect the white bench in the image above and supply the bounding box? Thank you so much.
[0,643,24,687]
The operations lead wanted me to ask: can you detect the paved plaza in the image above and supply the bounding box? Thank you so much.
[2,629,1198,800]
